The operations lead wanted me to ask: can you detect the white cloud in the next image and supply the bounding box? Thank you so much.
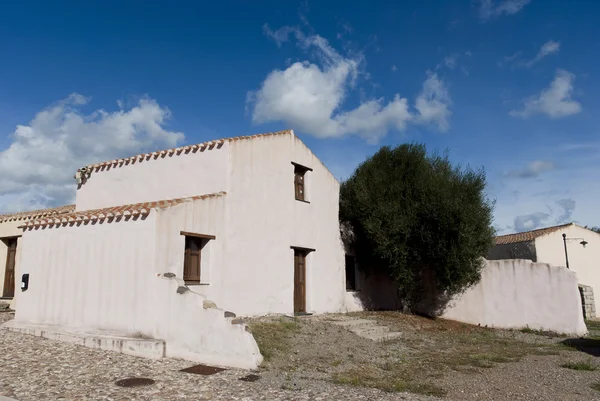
[492,160,600,235]
[513,211,550,232]
[248,27,452,141]
[263,24,297,48]
[415,73,452,132]
[556,198,576,223]
[0,94,184,212]
[510,69,582,118]
[391,65,398,72]
[443,54,458,69]
[478,0,531,21]
[524,40,560,67]
[505,160,556,178]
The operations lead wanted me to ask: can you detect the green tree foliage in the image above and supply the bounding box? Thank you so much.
[340,143,496,313]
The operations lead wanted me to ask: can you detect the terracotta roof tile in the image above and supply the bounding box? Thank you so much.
[0,205,76,224]
[495,223,573,245]
[76,129,293,176]
[20,192,225,230]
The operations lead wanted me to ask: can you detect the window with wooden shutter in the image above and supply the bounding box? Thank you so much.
[180,231,215,285]
[292,162,312,202]
[183,236,202,284]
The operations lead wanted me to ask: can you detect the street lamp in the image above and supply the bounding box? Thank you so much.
[562,233,588,269]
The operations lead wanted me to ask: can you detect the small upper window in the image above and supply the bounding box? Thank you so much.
[292,162,312,202]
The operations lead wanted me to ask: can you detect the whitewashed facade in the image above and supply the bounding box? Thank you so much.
[0,205,75,309]
[3,130,351,368]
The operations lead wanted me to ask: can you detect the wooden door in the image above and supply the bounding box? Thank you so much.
[294,250,306,313]
[3,238,17,298]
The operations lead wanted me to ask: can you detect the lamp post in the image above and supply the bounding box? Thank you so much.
[562,233,588,270]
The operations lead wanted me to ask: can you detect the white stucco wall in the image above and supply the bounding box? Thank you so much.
[13,205,262,368]
[17,131,348,325]
[0,221,23,309]
[535,225,600,314]
[75,143,229,211]
[207,132,346,316]
[442,259,587,335]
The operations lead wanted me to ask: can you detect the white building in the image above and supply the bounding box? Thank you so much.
[0,205,75,309]
[489,223,600,319]
[3,129,355,368]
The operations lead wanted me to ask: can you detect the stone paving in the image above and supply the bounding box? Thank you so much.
[0,313,431,401]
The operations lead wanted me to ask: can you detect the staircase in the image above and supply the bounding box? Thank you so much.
[330,318,402,342]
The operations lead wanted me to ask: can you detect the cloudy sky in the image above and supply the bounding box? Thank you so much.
[0,0,598,233]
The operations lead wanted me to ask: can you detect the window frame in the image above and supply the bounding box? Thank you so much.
[180,231,215,285]
[291,162,312,203]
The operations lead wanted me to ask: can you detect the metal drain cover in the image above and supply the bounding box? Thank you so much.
[180,363,226,375]
[115,377,155,387]
[239,374,260,382]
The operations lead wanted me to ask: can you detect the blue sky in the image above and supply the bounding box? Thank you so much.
[0,0,598,233]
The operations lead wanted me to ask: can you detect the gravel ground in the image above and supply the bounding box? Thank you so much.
[249,312,600,401]
[0,312,430,401]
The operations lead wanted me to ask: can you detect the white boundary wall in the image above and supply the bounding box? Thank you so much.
[442,259,587,335]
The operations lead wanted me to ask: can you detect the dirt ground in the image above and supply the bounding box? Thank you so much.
[248,312,600,400]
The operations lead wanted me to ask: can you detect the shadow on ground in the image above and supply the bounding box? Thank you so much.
[561,337,600,357]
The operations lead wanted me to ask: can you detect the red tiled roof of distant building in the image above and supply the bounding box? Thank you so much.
[495,223,573,245]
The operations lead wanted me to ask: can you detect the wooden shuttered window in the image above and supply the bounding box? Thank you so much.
[183,236,202,283]
[294,167,305,201]
[292,162,312,202]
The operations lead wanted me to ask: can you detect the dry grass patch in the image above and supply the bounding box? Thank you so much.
[332,366,447,397]
[560,361,597,371]
[249,312,577,398]
[586,320,600,330]
[248,318,299,362]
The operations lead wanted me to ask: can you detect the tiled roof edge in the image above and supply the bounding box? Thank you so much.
[20,192,226,230]
[76,129,293,176]
[495,223,574,245]
[0,205,76,224]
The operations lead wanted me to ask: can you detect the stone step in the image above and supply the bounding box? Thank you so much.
[2,320,165,360]
[331,319,374,328]
[361,331,403,342]
[349,325,390,336]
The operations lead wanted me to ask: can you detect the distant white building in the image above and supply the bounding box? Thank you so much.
[2,129,358,368]
[489,223,600,319]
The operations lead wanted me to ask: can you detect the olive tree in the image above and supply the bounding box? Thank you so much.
[340,143,495,313]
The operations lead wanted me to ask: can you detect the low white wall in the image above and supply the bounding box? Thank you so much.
[442,259,587,335]
[13,207,262,369]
